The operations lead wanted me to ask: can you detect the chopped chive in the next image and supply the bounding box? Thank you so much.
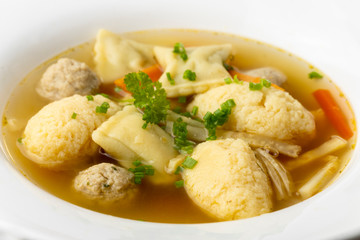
[134,177,142,184]
[173,42,188,61]
[182,156,198,169]
[145,168,155,176]
[71,112,77,119]
[95,102,110,114]
[183,70,196,81]
[175,179,184,188]
[233,75,241,84]
[86,95,94,101]
[97,93,110,99]
[132,160,142,167]
[175,166,184,175]
[166,72,175,85]
[249,82,263,91]
[260,78,271,88]
[17,138,23,144]
[180,112,192,118]
[191,106,199,116]
[308,71,323,79]
[178,96,187,103]
[224,77,232,84]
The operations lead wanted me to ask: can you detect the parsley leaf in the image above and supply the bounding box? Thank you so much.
[204,99,236,140]
[173,42,188,61]
[124,72,170,129]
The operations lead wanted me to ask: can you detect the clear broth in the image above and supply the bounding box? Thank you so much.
[1,29,356,223]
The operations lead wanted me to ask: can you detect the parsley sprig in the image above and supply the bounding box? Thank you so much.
[124,72,170,129]
[204,99,236,140]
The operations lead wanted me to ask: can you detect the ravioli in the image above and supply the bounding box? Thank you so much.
[92,105,177,185]
[94,29,156,84]
[154,44,232,97]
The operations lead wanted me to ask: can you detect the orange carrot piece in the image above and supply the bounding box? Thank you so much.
[114,64,163,92]
[313,89,353,139]
[229,69,284,91]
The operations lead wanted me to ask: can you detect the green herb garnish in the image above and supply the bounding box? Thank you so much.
[17,138,23,144]
[175,179,184,188]
[191,106,199,116]
[128,161,155,184]
[173,118,195,154]
[204,99,236,140]
[86,95,94,101]
[224,77,232,84]
[103,183,110,188]
[132,160,142,167]
[178,96,187,103]
[182,156,198,169]
[166,72,175,85]
[249,79,271,91]
[175,166,184,175]
[173,42,188,61]
[97,93,110,99]
[95,102,110,114]
[183,70,196,81]
[71,112,77,119]
[233,75,242,84]
[124,72,170,129]
[308,71,323,79]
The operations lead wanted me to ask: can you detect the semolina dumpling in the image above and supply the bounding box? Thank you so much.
[182,138,273,220]
[187,83,316,142]
[19,94,121,170]
[94,29,156,84]
[154,44,232,97]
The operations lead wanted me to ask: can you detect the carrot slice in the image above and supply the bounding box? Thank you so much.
[313,89,353,139]
[229,69,284,91]
[114,64,163,93]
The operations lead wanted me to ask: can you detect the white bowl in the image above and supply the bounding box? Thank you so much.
[1,0,360,239]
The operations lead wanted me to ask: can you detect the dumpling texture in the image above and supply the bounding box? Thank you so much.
[94,29,156,84]
[187,83,315,142]
[74,163,137,201]
[154,44,232,97]
[92,105,178,184]
[182,139,273,220]
[20,95,121,170]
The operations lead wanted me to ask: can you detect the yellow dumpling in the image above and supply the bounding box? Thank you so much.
[154,44,232,97]
[94,29,156,84]
[182,138,273,220]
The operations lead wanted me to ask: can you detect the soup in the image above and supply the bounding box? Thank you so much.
[1,29,356,223]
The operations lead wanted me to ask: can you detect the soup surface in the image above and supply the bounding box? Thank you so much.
[1,29,356,223]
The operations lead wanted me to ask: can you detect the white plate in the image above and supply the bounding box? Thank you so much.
[0,0,360,239]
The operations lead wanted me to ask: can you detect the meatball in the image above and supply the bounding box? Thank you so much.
[187,83,315,142]
[36,58,101,101]
[74,163,137,201]
[182,139,273,220]
[19,94,121,170]
[245,67,287,86]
